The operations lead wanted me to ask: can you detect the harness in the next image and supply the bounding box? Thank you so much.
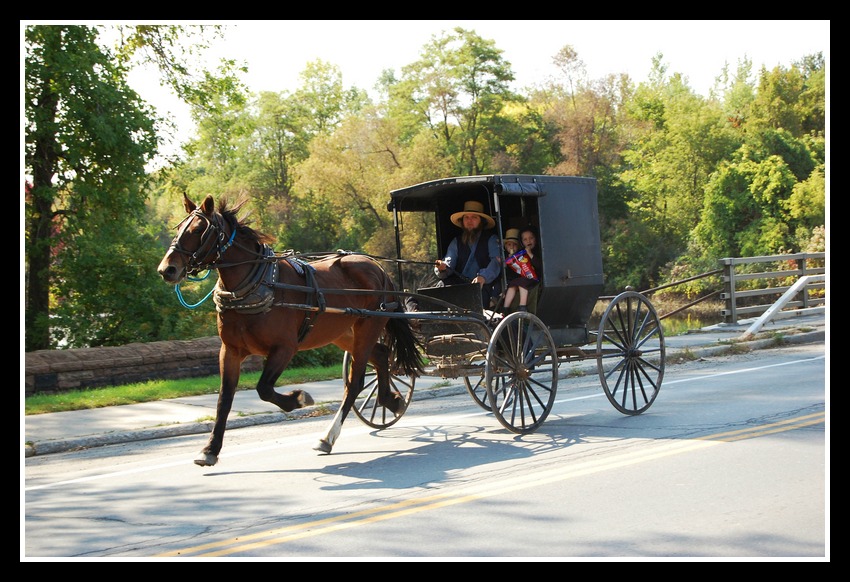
[277,256,324,343]
[212,248,324,344]
[213,245,278,314]
[168,208,411,346]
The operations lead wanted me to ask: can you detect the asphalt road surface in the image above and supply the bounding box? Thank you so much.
[24,342,827,560]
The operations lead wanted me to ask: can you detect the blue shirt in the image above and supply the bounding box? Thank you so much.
[436,233,501,284]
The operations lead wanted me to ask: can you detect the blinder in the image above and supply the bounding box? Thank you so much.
[168,210,234,275]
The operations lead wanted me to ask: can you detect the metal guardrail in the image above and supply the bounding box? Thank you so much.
[598,252,826,324]
[738,275,826,339]
[720,253,825,324]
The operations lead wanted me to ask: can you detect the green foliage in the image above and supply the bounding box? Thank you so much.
[25,23,825,351]
[753,127,817,181]
[392,27,521,176]
[281,189,346,252]
[25,25,160,350]
[25,363,342,415]
[290,345,345,369]
[748,55,825,137]
[690,124,823,262]
[693,158,764,258]
[600,217,676,293]
[51,220,217,347]
[788,166,826,231]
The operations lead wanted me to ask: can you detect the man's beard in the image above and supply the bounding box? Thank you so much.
[461,226,482,246]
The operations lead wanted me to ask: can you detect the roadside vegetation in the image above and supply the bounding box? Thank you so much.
[24,364,341,416]
[24,25,825,354]
[23,25,823,424]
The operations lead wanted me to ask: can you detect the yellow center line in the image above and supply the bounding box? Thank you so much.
[159,411,824,557]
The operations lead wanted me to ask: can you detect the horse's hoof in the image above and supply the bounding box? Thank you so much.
[194,453,218,466]
[394,395,407,415]
[313,440,332,454]
[299,390,315,407]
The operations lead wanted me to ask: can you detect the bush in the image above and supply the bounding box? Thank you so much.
[290,345,345,368]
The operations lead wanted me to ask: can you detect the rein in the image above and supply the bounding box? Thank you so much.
[170,209,238,309]
[176,270,215,309]
[168,210,435,310]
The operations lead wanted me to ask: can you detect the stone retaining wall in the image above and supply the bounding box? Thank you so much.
[24,337,264,396]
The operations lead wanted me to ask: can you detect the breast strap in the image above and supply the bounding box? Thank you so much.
[213,246,277,314]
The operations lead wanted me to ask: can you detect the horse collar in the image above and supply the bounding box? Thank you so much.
[213,245,277,314]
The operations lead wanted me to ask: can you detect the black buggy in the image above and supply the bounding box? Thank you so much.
[347,174,665,434]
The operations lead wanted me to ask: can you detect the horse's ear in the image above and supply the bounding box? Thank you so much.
[201,194,215,215]
[182,192,196,213]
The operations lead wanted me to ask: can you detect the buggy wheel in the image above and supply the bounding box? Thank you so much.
[464,373,491,410]
[596,290,665,415]
[344,351,415,429]
[485,312,558,434]
[463,355,492,410]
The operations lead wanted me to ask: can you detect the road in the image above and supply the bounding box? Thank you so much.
[23,344,827,560]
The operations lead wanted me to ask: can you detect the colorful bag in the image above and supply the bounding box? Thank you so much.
[505,250,538,282]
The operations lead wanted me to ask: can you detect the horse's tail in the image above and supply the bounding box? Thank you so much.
[372,258,424,376]
[385,316,425,377]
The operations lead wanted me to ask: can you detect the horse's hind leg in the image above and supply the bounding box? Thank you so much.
[255,347,315,411]
[372,342,406,415]
[314,350,368,454]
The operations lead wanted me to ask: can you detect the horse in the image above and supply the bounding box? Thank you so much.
[157,193,424,466]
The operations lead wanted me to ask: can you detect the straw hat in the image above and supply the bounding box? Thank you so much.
[504,228,521,243]
[450,200,496,229]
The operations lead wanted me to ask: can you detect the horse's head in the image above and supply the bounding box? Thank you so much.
[157,193,231,284]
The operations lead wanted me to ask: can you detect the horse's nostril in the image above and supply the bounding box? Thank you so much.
[158,265,177,280]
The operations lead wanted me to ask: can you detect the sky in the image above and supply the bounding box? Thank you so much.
[113,19,829,155]
[196,20,829,96]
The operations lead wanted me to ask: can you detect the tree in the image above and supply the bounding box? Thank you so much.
[748,53,825,138]
[24,24,238,350]
[163,59,368,245]
[294,108,403,253]
[539,45,636,178]
[692,133,824,260]
[612,58,744,288]
[25,25,159,350]
[391,27,519,176]
[244,61,368,239]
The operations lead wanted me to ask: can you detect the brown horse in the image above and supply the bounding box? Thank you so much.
[157,193,423,466]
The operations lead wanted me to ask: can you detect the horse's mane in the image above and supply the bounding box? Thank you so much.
[217,196,275,245]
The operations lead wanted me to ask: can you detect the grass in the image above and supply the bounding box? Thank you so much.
[24,364,341,416]
[588,296,724,337]
[667,347,700,365]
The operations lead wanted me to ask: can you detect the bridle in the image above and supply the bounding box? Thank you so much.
[168,209,236,276]
[167,208,278,310]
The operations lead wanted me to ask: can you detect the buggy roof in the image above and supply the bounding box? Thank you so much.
[388,174,555,213]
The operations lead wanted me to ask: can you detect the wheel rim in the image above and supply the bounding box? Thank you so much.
[463,356,491,411]
[596,291,665,415]
[345,352,415,429]
[485,312,558,434]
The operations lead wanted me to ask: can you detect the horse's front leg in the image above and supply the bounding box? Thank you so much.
[314,355,365,454]
[196,348,241,467]
[255,347,314,411]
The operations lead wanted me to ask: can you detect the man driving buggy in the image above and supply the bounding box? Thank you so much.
[434,200,501,308]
